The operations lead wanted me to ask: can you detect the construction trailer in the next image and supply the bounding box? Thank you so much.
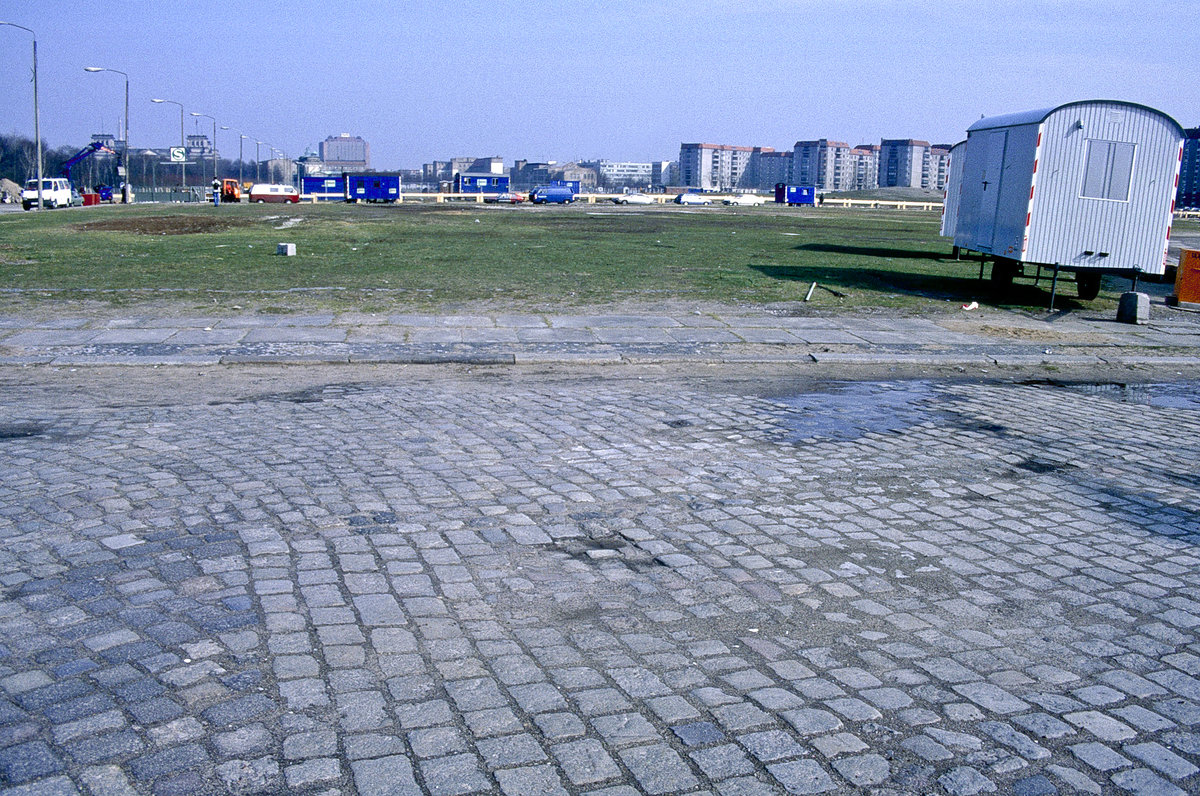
[949,100,1184,301]
[774,184,816,206]
[939,141,967,238]
[345,174,401,203]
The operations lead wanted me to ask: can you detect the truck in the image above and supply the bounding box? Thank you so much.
[528,184,576,204]
[220,179,242,203]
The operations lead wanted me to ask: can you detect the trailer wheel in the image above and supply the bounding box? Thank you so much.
[1076,272,1102,301]
[990,258,1018,289]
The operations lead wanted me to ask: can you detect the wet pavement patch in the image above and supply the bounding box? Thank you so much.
[774,381,937,443]
[0,423,48,440]
[1028,380,1200,410]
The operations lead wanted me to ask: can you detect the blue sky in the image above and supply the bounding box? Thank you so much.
[1,1,1195,168]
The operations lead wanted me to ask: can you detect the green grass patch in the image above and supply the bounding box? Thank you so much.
[2,202,1186,314]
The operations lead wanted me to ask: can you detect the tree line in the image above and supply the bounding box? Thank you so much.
[0,133,281,188]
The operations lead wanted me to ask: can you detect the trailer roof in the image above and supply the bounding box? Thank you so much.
[967,100,1184,135]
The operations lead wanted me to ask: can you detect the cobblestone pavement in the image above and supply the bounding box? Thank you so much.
[0,369,1199,795]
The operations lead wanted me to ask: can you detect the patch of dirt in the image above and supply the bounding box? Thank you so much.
[75,216,255,235]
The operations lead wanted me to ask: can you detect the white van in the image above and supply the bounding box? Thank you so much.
[22,178,73,210]
[248,184,299,204]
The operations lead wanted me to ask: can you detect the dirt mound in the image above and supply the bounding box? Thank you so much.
[77,216,254,235]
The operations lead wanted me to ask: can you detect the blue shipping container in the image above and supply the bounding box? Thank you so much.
[302,176,346,201]
[774,183,815,206]
[549,180,581,193]
[346,174,401,203]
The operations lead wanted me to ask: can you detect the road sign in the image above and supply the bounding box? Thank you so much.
[169,147,185,162]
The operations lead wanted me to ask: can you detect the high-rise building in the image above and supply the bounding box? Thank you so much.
[745,150,792,190]
[320,133,370,172]
[929,144,954,192]
[792,140,852,190]
[1179,127,1200,209]
[678,143,771,191]
[847,145,879,191]
[878,139,931,188]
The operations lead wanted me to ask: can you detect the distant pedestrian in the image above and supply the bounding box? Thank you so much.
[212,179,221,207]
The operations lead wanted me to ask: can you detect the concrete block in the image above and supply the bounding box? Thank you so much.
[1116,292,1149,324]
[277,243,296,256]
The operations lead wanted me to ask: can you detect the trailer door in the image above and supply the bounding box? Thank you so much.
[976,131,1007,250]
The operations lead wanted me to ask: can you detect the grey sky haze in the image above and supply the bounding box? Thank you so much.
[1,0,1196,169]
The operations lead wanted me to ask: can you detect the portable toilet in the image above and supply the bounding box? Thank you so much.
[952,100,1184,298]
[940,141,967,239]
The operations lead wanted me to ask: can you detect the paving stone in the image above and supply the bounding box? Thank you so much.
[552,739,622,786]
[831,753,889,786]
[618,744,699,794]
[765,759,837,794]
[938,765,997,795]
[350,755,422,796]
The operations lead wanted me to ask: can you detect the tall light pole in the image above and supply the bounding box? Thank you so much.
[84,66,130,203]
[1,22,42,210]
[190,112,218,188]
[256,141,268,183]
[221,127,248,187]
[150,98,184,188]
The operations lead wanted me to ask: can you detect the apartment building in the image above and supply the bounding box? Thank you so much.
[320,133,370,173]
[929,144,954,192]
[580,160,655,188]
[878,139,931,188]
[847,144,879,191]
[678,143,771,191]
[1179,127,1200,209]
[745,150,793,190]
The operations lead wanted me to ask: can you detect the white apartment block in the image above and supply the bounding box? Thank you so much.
[878,139,931,188]
[929,145,953,192]
[847,145,879,191]
[581,160,657,187]
[678,143,769,191]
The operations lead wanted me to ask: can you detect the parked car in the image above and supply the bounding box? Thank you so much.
[69,187,83,207]
[723,194,765,206]
[674,193,711,206]
[611,193,656,205]
[485,192,525,204]
[21,177,73,210]
[248,184,300,204]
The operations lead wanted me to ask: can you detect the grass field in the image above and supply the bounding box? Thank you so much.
[1,202,1190,315]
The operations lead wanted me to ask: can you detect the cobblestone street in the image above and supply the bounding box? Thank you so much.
[0,367,1198,795]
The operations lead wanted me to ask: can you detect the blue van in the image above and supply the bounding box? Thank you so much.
[529,185,575,204]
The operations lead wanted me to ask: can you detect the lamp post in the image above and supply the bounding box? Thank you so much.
[150,98,184,188]
[255,141,269,183]
[221,127,248,187]
[84,67,130,203]
[190,113,218,188]
[1,22,42,210]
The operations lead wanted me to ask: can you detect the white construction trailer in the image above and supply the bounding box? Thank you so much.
[940,140,967,239]
[948,100,1184,302]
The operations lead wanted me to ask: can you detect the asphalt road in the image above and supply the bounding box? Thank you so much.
[0,362,1197,795]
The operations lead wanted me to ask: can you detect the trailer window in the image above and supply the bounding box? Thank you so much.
[1081,139,1134,201]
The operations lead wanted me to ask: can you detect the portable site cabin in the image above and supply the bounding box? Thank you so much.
[950,100,1184,299]
[939,141,967,238]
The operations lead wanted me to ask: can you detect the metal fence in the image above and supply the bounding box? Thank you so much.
[128,187,207,203]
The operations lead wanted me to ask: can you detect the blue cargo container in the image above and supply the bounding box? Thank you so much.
[454,174,510,194]
[346,174,401,203]
[549,180,581,193]
[774,184,816,206]
[302,176,346,201]
[528,185,576,204]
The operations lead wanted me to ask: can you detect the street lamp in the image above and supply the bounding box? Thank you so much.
[190,112,218,188]
[1,22,42,210]
[255,141,268,183]
[221,127,248,187]
[84,66,130,203]
[150,98,184,188]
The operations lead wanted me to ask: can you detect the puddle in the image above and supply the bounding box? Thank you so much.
[774,381,937,442]
[1045,382,1200,410]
